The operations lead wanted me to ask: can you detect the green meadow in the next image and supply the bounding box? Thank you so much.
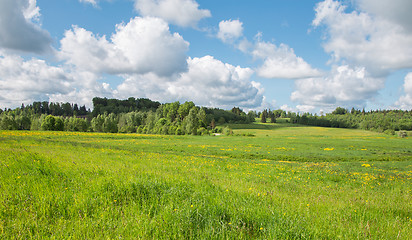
[1,123,411,239]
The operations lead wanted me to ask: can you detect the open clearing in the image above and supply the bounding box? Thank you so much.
[1,124,411,239]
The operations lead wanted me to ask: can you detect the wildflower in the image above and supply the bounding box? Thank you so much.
[191,205,193,208]
[362,164,371,167]
[324,148,334,151]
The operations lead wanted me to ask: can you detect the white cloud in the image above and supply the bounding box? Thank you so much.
[0,53,72,108]
[23,0,40,20]
[395,73,412,110]
[0,52,117,109]
[355,0,412,33]
[253,40,322,79]
[0,0,52,53]
[59,17,189,77]
[291,65,385,111]
[217,19,244,43]
[313,0,412,76]
[79,0,98,6]
[280,104,294,113]
[116,56,264,109]
[134,0,211,28]
[296,105,316,113]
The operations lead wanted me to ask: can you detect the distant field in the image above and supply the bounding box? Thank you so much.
[1,124,411,239]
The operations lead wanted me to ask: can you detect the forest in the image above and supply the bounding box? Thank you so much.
[0,97,255,135]
[290,107,412,135]
[1,98,411,136]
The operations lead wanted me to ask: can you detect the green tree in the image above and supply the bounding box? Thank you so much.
[332,107,347,115]
[184,107,199,135]
[41,115,63,131]
[91,114,105,132]
[103,113,118,133]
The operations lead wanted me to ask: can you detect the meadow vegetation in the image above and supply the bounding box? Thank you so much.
[0,123,411,239]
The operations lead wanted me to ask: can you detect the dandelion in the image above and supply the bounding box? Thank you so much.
[191,205,193,208]
[324,148,334,151]
[260,227,263,230]
[362,164,371,167]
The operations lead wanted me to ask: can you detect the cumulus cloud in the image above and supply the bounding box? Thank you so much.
[217,19,244,43]
[0,51,116,109]
[395,73,412,110]
[291,65,385,111]
[313,0,412,76]
[116,56,264,109]
[134,0,211,28]
[0,0,52,54]
[253,40,322,79]
[355,0,412,33]
[0,53,72,108]
[59,17,189,77]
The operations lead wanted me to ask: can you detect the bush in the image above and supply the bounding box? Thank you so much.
[384,129,395,135]
[398,131,408,138]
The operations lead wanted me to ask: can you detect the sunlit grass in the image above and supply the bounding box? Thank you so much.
[0,125,411,239]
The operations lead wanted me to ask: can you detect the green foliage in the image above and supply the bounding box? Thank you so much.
[92,97,160,116]
[291,109,412,134]
[41,115,64,131]
[3,99,412,138]
[65,117,89,132]
[103,113,118,133]
[332,107,348,115]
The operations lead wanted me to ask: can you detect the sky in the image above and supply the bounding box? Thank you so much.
[0,0,412,113]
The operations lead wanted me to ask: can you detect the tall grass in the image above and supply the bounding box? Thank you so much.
[0,126,411,239]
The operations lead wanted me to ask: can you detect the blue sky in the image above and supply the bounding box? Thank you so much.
[1,0,411,113]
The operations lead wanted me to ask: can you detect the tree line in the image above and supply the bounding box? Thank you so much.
[2,99,411,136]
[290,107,412,135]
[0,98,257,135]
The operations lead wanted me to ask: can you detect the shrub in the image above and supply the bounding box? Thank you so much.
[398,130,408,138]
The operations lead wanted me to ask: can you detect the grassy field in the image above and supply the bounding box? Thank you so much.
[0,123,411,239]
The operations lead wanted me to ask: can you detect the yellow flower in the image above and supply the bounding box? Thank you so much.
[362,164,371,167]
[324,148,334,151]
[191,205,193,208]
